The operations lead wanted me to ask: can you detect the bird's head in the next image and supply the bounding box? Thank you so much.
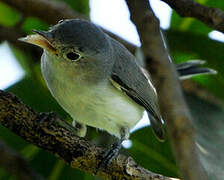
[19,19,113,76]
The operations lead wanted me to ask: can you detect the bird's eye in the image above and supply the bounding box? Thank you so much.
[66,52,81,61]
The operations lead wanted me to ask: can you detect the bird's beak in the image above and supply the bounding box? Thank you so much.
[18,30,57,54]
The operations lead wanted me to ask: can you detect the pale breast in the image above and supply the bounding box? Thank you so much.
[41,53,144,138]
[51,79,144,138]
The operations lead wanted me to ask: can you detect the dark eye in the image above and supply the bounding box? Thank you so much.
[66,52,81,61]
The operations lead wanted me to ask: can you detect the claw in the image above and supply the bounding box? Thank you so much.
[97,140,122,170]
[37,112,57,127]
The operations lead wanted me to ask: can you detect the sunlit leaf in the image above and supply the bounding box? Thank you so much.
[53,0,89,16]
[0,2,20,26]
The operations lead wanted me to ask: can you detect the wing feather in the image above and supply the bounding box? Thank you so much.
[110,37,164,140]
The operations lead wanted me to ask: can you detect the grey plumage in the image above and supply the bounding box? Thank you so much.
[39,19,164,140]
[19,19,217,167]
[110,37,164,139]
[19,19,216,146]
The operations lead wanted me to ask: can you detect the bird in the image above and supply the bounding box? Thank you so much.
[19,19,216,166]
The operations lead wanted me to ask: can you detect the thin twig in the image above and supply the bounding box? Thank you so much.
[0,140,45,180]
[0,90,176,180]
[125,0,208,179]
[161,0,224,33]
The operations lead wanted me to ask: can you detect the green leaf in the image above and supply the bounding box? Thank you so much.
[21,144,40,160]
[29,150,58,177]
[54,0,89,16]
[22,17,48,34]
[0,2,21,26]
[170,12,211,35]
[0,125,29,151]
[48,160,65,180]
[129,127,179,177]
[0,167,10,180]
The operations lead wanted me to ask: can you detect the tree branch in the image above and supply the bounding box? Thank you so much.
[125,0,208,179]
[161,0,224,33]
[0,0,136,53]
[0,140,45,180]
[0,90,176,180]
[1,0,85,24]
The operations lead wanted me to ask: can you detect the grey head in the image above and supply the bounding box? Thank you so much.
[32,19,114,81]
[48,19,111,55]
[44,19,164,140]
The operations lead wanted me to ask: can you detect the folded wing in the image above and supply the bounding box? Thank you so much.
[109,37,164,140]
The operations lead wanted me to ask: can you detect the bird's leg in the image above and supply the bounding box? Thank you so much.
[72,121,87,137]
[98,127,129,169]
[37,112,58,131]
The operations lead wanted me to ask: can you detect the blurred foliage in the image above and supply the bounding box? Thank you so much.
[0,2,21,26]
[54,0,89,16]
[166,30,224,100]
[170,0,224,35]
[186,93,224,179]
[0,0,224,179]
[130,127,178,177]
[22,17,49,34]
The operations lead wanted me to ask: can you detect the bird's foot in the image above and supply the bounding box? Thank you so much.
[37,112,57,127]
[97,140,122,170]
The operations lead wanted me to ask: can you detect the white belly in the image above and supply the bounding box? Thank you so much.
[41,53,144,138]
[54,81,144,138]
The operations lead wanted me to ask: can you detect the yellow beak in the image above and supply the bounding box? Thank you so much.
[18,30,57,54]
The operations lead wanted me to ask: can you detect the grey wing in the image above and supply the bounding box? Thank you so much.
[109,37,164,140]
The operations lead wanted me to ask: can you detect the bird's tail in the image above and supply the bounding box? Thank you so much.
[147,111,165,141]
[176,60,217,80]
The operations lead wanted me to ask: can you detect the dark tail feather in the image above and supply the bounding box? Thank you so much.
[176,60,217,80]
[147,111,165,141]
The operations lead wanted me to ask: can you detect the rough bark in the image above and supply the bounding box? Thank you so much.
[125,0,208,179]
[0,90,176,180]
[161,0,224,33]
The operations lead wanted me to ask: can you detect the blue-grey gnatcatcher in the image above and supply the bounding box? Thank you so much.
[19,19,216,165]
